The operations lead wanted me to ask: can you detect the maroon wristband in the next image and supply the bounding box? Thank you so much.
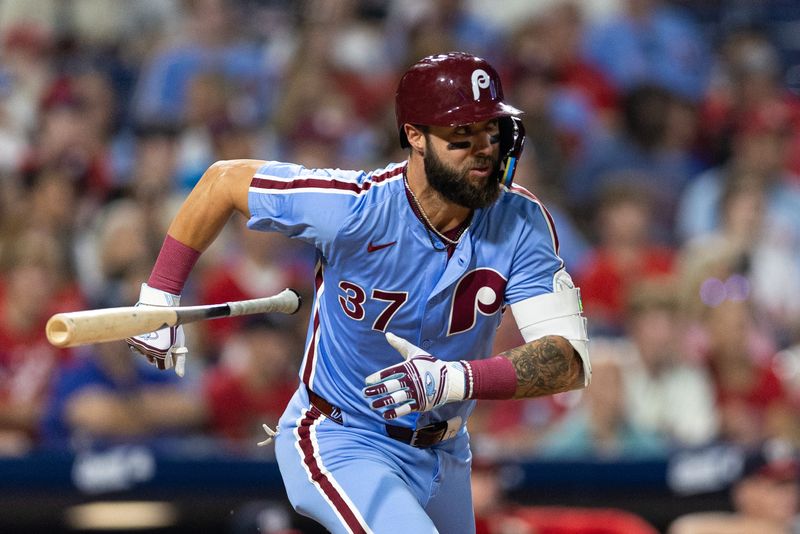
[463,356,517,400]
[147,235,201,295]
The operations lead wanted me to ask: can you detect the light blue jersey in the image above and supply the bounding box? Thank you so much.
[248,160,565,533]
[248,160,562,428]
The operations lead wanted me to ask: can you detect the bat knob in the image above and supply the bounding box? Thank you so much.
[288,288,303,314]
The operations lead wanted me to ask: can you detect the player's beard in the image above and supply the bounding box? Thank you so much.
[423,142,502,209]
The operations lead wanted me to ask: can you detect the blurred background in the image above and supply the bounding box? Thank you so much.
[2,0,800,532]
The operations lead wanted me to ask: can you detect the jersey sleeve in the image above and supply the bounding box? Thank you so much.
[247,161,359,254]
[504,194,566,304]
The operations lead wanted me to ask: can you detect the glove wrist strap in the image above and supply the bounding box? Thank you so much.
[445,361,468,402]
[139,283,180,306]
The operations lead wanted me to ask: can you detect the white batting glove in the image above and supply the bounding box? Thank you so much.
[363,332,467,420]
[125,283,188,377]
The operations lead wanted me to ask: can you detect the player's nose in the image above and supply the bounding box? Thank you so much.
[471,131,493,156]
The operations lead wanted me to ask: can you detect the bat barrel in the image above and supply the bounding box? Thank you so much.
[44,289,302,349]
[44,307,178,348]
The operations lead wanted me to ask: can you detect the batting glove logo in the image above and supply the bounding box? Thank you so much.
[425,372,436,402]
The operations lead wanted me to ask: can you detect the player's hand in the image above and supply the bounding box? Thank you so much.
[125,283,188,377]
[363,332,467,420]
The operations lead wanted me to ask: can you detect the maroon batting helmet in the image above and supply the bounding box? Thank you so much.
[395,52,526,186]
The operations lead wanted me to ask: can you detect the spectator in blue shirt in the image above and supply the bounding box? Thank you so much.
[582,0,711,101]
[40,340,206,450]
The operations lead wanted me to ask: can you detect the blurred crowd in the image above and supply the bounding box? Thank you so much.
[1,0,800,491]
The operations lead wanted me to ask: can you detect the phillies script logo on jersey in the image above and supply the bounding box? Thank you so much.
[448,268,506,335]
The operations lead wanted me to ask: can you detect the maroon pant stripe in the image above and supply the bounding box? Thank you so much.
[297,409,368,534]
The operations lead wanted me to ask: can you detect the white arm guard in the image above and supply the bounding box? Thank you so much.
[510,271,591,386]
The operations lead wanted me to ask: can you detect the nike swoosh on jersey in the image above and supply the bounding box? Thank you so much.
[367,240,397,253]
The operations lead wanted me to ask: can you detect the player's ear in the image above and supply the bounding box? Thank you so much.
[404,124,426,156]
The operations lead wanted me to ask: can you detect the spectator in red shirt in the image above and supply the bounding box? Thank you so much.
[575,182,675,335]
[196,216,313,358]
[0,229,84,454]
[202,316,300,451]
[699,26,800,176]
[702,297,799,447]
[510,1,618,122]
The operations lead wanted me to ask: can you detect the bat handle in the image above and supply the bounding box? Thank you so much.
[227,288,302,316]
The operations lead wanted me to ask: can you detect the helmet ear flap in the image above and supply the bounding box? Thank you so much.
[498,117,526,187]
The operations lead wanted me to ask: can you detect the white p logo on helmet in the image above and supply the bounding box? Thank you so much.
[471,69,490,100]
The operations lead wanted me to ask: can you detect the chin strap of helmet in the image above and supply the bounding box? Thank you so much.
[499,117,526,187]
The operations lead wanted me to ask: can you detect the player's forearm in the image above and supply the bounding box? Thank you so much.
[166,159,257,252]
[500,335,585,399]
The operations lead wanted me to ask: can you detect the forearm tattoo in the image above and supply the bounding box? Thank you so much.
[501,336,583,398]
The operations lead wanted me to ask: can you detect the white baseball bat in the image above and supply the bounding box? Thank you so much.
[46,288,302,348]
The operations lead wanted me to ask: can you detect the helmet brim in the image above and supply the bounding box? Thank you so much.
[428,101,524,128]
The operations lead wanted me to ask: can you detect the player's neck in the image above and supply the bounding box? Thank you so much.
[406,159,471,233]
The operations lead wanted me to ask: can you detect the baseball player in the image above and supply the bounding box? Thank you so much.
[127,52,591,534]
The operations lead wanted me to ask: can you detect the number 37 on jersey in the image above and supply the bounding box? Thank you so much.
[337,268,507,336]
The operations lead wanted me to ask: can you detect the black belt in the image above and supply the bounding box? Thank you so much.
[306,387,453,448]
[307,387,343,424]
[384,421,452,448]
